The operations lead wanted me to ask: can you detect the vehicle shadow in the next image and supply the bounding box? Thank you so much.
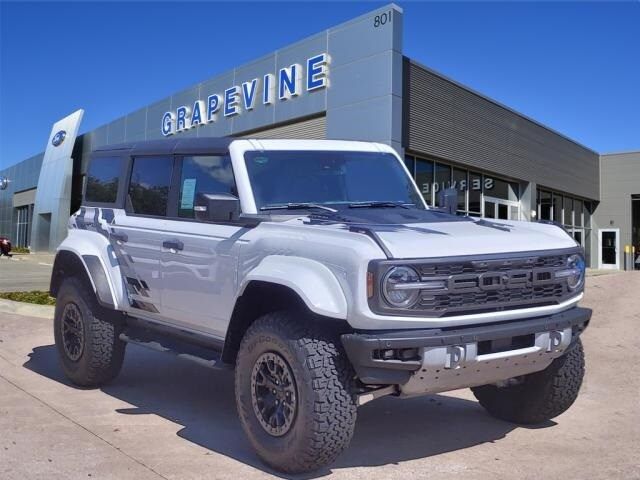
[24,343,554,479]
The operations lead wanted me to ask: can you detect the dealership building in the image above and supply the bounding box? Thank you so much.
[0,4,638,270]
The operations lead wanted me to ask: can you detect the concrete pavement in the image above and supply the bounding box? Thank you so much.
[0,254,54,293]
[0,272,639,479]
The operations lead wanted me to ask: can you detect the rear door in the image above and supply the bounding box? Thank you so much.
[159,154,246,338]
[110,155,175,318]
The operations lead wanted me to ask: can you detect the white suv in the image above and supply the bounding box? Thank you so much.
[50,138,590,473]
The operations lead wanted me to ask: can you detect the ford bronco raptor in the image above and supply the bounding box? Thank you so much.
[50,138,590,473]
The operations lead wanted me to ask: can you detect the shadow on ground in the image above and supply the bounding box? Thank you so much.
[24,343,552,479]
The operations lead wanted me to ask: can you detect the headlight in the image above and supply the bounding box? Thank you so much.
[382,266,421,308]
[555,253,585,291]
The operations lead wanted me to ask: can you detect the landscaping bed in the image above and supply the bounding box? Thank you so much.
[0,291,56,305]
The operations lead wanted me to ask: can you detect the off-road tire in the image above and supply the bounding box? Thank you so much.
[234,311,358,474]
[54,276,125,387]
[472,338,585,424]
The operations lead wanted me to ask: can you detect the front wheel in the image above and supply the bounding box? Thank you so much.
[472,338,585,424]
[53,277,126,387]
[234,311,357,474]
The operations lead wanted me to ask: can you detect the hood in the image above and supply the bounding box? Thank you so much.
[369,219,578,258]
[299,209,578,258]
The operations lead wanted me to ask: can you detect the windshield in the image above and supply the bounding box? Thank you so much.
[244,150,425,211]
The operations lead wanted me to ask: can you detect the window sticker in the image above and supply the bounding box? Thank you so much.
[181,178,197,209]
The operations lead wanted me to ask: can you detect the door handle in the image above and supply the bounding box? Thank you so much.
[110,232,128,243]
[163,239,184,251]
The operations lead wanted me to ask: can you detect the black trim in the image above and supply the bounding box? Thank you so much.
[348,225,394,259]
[81,255,114,308]
[93,137,233,156]
[341,307,591,385]
[124,315,225,351]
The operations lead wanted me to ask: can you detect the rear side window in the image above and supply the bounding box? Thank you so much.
[85,156,122,204]
[128,156,173,216]
[178,155,236,218]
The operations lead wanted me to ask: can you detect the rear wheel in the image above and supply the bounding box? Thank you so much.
[234,311,357,473]
[472,339,585,424]
[54,277,125,387]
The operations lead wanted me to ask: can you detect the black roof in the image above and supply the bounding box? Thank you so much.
[93,137,234,156]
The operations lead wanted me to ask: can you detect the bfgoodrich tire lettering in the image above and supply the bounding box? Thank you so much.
[472,338,585,424]
[53,277,125,387]
[234,311,357,474]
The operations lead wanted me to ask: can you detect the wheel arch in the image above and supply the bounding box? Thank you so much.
[50,249,116,309]
[222,280,350,364]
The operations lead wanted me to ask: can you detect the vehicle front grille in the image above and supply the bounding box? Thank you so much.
[371,251,580,317]
[415,254,572,316]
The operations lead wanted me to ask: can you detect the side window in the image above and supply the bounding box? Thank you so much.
[127,156,173,216]
[85,156,122,204]
[178,155,236,218]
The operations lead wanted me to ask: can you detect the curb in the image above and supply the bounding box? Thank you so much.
[0,298,54,319]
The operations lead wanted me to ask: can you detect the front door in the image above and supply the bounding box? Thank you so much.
[599,229,620,270]
[160,154,244,338]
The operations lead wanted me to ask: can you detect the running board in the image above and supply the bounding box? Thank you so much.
[120,326,222,369]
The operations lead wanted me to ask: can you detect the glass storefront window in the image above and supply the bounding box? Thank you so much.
[404,155,415,177]
[573,230,582,245]
[539,190,552,220]
[452,168,467,211]
[405,154,523,220]
[468,171,482,214]
[415,158,434,206]
[434,163,451,207]
[564,197,574,226]
[553,194,563,223]
[486,177,518,201]
[574,200,583,227]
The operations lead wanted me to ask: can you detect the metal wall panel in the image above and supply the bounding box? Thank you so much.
[0,154,44,242]
[240,115,326,139]
[404,60,600,200]
[593,151,640,267]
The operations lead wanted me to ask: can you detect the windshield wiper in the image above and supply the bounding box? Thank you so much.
[348,201,412,209]
[259,203,338,213]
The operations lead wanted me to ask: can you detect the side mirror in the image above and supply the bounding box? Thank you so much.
[438,187,458,215]
[194,193,240,222]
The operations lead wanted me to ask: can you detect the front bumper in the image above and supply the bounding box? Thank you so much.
[341,307,591,395]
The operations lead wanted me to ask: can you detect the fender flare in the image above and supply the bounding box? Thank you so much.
[51,232,122,309]
[238,255,348,319]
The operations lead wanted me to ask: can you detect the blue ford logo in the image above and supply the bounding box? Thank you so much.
[0,176,8,191]
[52,130,67,147]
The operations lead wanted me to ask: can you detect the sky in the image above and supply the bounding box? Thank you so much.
[0,1,638,169]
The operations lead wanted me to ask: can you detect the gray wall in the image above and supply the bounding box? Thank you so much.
[404,60,600,201]
[0,154,43,243]
[593,151,640,267]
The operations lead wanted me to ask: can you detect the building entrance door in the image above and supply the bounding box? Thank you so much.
[483,197,520,220]
[598,229,620,270]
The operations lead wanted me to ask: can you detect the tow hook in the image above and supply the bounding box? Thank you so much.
[445,345,466,369]
[547,330,563,352]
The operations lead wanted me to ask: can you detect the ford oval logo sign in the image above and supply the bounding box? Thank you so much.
[0,176,8,191]
[52,130,67,147]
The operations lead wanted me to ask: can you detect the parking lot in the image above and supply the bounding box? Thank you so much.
[0,254,54,292]
[0,272,638,480]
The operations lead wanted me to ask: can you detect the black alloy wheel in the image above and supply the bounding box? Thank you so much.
[251,351,298,437]
[61,302,85,361]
